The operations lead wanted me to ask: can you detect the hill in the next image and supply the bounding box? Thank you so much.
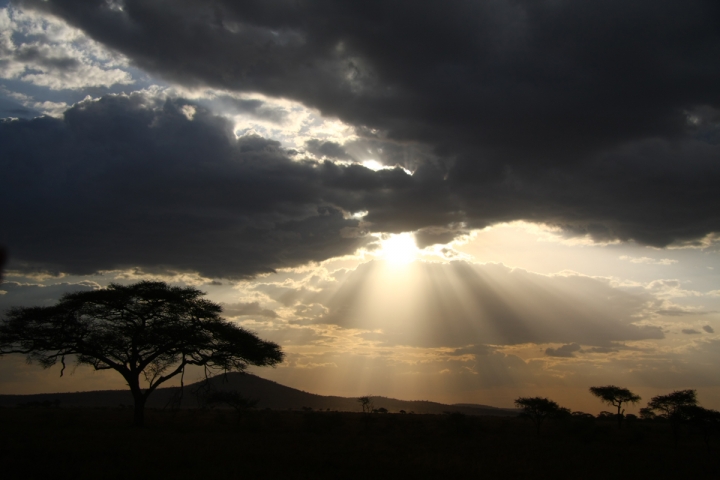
[0,372,517,416]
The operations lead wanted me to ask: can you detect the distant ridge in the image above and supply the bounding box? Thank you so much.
[0,373,517,416]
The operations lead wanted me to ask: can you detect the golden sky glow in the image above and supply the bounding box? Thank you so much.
[3,222,719,414]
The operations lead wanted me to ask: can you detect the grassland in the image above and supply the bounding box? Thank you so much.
[1,407,718,479]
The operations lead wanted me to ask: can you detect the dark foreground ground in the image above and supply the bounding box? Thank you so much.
[1,407,718,479]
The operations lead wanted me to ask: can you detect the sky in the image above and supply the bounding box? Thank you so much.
[1,0,720,414]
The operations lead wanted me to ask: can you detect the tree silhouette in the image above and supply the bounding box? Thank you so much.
[678,404,720,451]
[0,281,283,426]
[589,385,641,428]
[358,396,374,414]
[514,397,570,435]
[645,389,697,418]
[643,389,699,445]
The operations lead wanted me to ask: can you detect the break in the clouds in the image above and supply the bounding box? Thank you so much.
[0,5,132,90]
[11,0,720,251]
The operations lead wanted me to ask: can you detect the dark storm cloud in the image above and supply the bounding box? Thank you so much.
[0,281,96,312]
[14,0,720,246]
[415,226,468,249]
[1,92,471,277]
[3,93,447,277]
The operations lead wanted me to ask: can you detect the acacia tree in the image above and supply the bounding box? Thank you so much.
[641,389,699,444]
[358,396,374,414]
[0,281,283,426]
[514,397,570,435]
[644,389,698,419]
[589,385,641,428]
[679,404,720,451]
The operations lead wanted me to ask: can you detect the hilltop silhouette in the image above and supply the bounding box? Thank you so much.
[0,372,516,416]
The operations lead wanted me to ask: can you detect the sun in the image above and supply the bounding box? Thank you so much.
[377,232,418,264]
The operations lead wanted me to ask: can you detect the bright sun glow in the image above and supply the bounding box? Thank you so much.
[377,233,418,264]
[361,159,414,175]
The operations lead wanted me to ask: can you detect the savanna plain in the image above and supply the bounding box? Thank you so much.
[1,406,718,480]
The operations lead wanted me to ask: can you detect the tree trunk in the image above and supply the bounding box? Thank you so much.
[127,375,146,428]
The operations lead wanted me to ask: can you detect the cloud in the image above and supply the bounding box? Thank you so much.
[221,302,278,318]
[545,343,582,358]
[450,344,497,357]
[0,281,97,313]
[619,256,678,265]
[0,6,133,90]
[646,280,703,299]
[222,97,289,124]
[5,89,720,282]
[0,93,386,278]
[682,329,701,335]
[305,139,353,160]
[654,302,711,316]
[15,0,720,247]
[281,260,664,348]
[703,325,715,333]
[585,346,619,354]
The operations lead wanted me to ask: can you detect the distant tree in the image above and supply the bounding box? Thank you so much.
[646,389,698,419]
[571,411,595,421]
[514,397,570,435]
[0,281,283,426]
[679,405,720,451]
[644,389,699,444]
[589,385,641,428]
[638,407,657,420]
[358,396,374,414]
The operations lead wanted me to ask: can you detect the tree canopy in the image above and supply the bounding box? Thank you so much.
[0,281,284,426]
[589,385,641,427]
[640,389,700,423]
[514,397,570,435]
